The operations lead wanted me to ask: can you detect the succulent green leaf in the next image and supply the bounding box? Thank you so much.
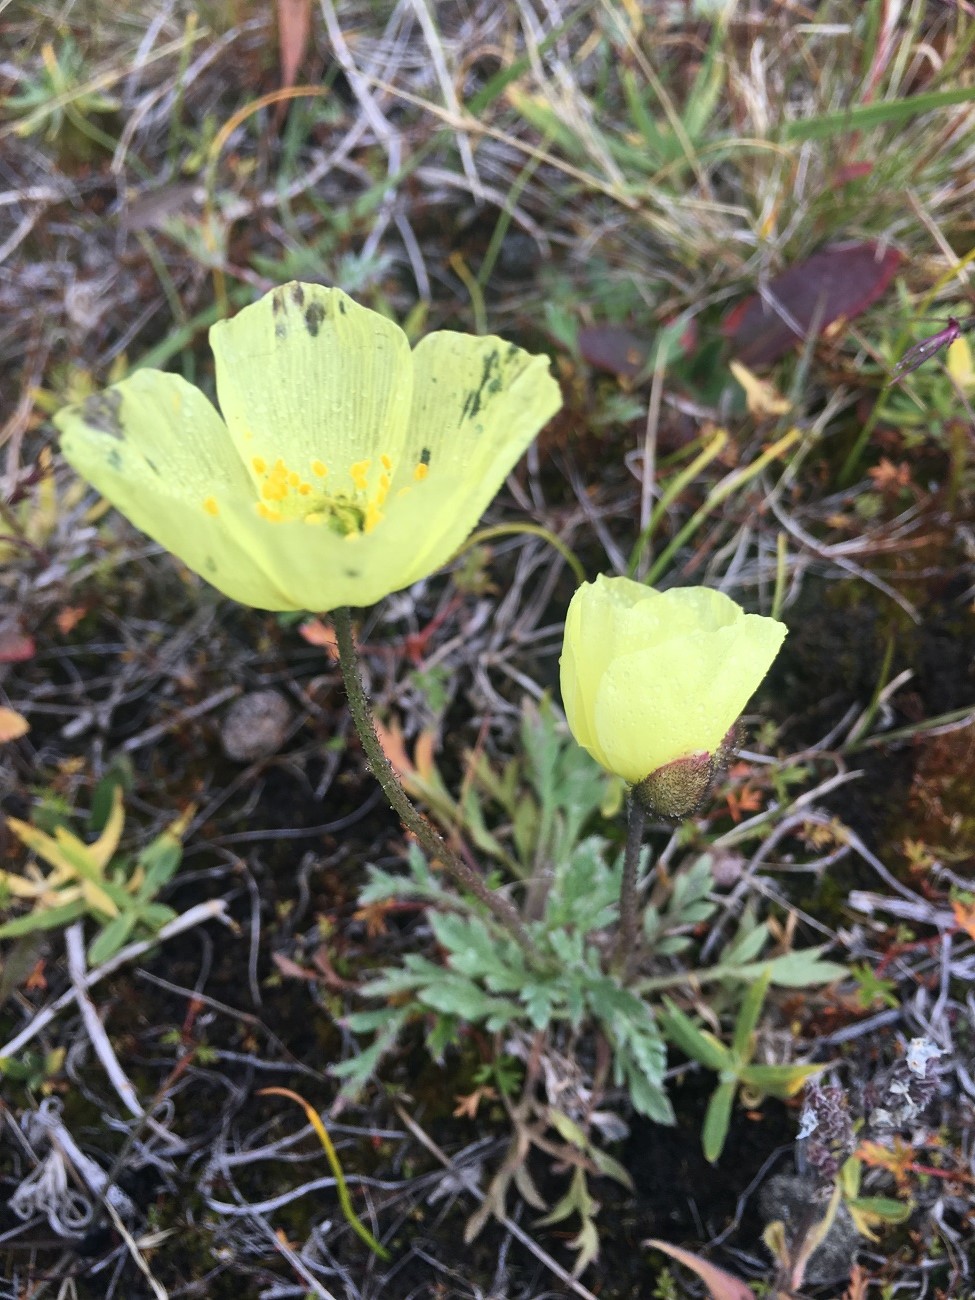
[661,999,730,1071]
[702,1079,736,1163]
[738,1061,824,1098]
[732,965,771,1058]
[0,900,88,937]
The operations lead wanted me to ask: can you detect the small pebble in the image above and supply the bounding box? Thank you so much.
[220,689,292,762]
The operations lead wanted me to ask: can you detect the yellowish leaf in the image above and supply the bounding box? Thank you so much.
[373,718,414,778]
[5,818,79,881]
[729,360,791,418]
[0,708,29,743]
[84,786,125,871]
[951,897,975,940]
[80,878,120,918]
[947,335,975,387]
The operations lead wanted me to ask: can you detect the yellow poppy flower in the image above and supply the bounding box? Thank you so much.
[560,575,786,811]
[54,283,562,612]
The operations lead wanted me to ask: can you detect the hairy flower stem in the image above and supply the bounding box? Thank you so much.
[612,796,647,978]
[331,607,541,965]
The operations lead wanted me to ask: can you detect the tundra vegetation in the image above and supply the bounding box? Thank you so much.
[1,3,974,1298]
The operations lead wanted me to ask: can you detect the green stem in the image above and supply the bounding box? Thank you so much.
[331,607,542,965]
[458,522,586,586]
[612,796,647,978]
[644,427,800,587]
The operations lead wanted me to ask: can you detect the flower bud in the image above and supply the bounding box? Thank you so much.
[559,576,786,809]
[632,751,714,819]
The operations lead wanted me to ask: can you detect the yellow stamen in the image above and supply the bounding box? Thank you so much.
[311,459,328,477]
[202,496,219,516]
[413,463,429,481]
[364,503,382,532]
[252,456,267,475]
[351,460,371,490]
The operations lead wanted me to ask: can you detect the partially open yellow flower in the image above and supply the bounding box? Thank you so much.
[560,576,786,814]
[54,283,562,612]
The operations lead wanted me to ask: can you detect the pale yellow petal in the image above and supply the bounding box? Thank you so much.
[56,370,253,496]
[690,614,787,739]
[210,283,414,495]
[388,332,562,587]
[55,373,295,609]
[594,639,730,782]
[241,330,562,612]
[560,588,601,762]
[234,504,429,611]
[560,575,787,784]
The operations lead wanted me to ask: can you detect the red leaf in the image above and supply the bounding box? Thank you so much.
[0,631,35,663]
[578,325,650,379]
[722,241,903,367]
[834,161,873,185]
[645,1240,755,1300]
[276,0,312,93]
[299,617,338,657]
[56,605,88,635]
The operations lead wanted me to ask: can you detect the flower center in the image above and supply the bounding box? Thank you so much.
[250,453,395,534]
[200,450,432,531]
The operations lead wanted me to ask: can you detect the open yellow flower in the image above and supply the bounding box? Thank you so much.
[560,575,786,813]
[54,283,562,612]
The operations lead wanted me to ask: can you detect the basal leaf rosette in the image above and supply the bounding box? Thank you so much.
[54,283,562,612]
[560,575,787,817]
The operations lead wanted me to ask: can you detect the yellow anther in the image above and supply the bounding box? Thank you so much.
[252,456,267,475]
[364,502,383,532]
[203,496,219,516]
[288,471,300,487]
[351,460,371,490]
[413,462,429,481]
[298,483,311,496]
[311,459,328,477]
[257,503,283,522]
[380,454,393,472]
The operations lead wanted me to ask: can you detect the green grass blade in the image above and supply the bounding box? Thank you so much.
[782,84,975,142]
